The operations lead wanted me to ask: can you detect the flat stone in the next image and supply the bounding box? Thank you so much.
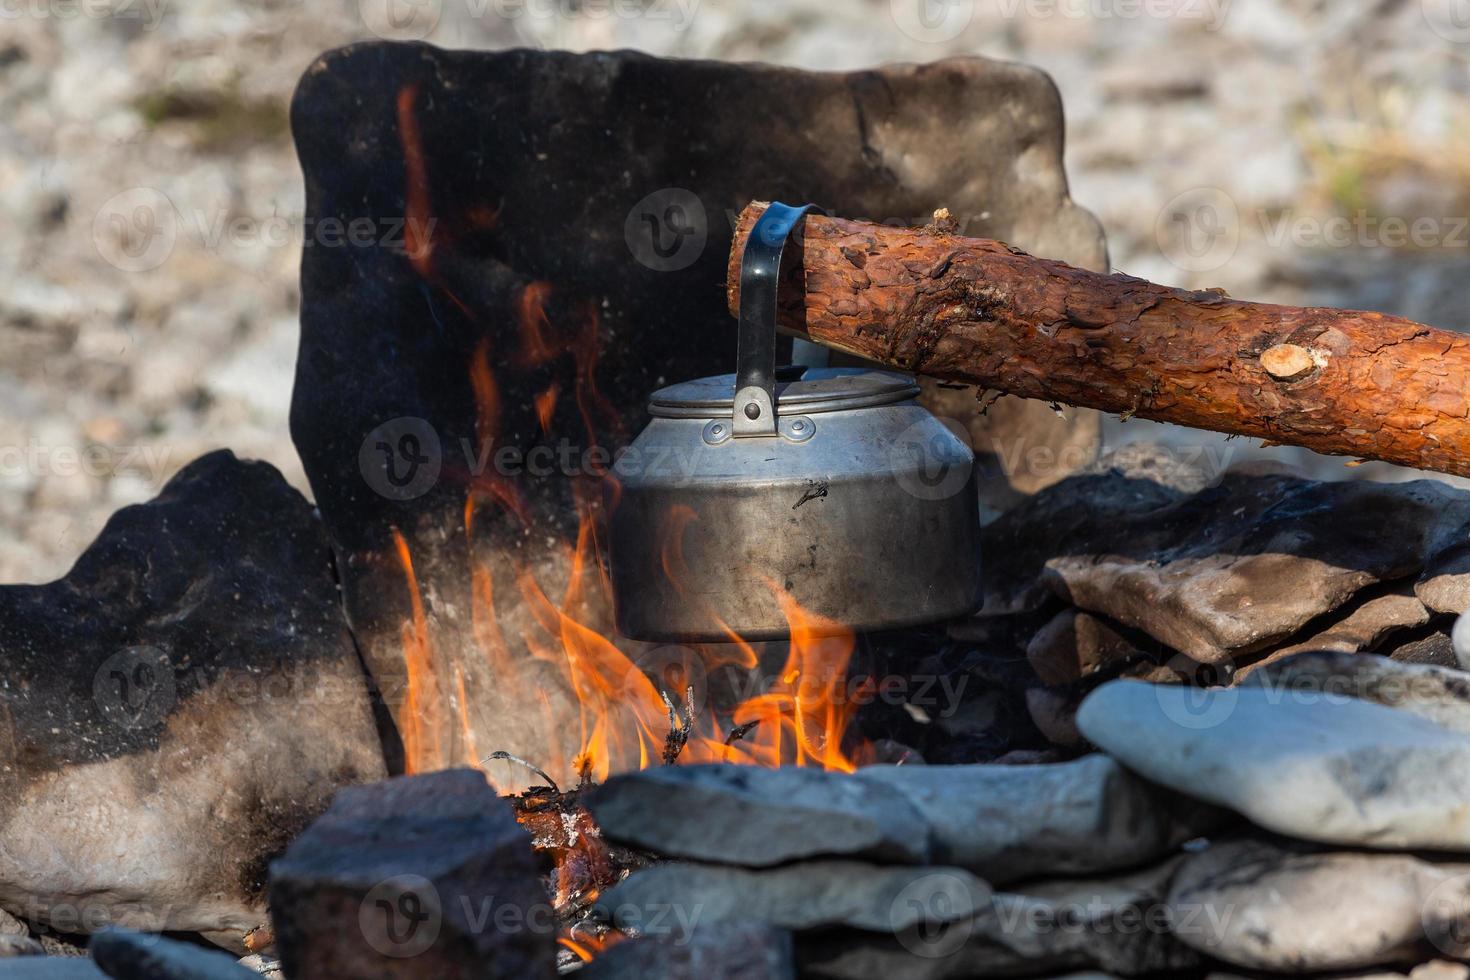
[90,930,256,979]
[268,769,556,980]
[291,44,1107,781]
[1235,590,1430,680]
[1167,837,1470,972]
[1243,651,1470,734]
[852,755,1215,884]
[1078,679,1470,849]
[797,858,1197,979]
[985,472,1470,661]
[581,922,794,980]
[1419,543,1470,615]
[587,765,931,867]
[1026,610,1140,685]
[597,861,988,935]
[0,452,386,949]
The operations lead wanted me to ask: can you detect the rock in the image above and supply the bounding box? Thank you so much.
[1167,837,1470,972]
[90,930,257,979]
[1419,543,1470,615]
[985,472,1470,661]
[581,922,795,980]
[797,858,1197,979]
[0,910,40,959]
[587,765,931,866]
[1025,686,1086,748]
[1235,589,1430,680]
[852,755,1215,885]
[0,961,106,979]
[598,861,989,935]
[1078,678,1470,849]
[1244,651,1470,735]
[0,451,386,948]
[268,769,556,980]
[0,939,42,959]
[291,44,1106,782]
[1390,631,1460,668]
[1026,610,1140,685]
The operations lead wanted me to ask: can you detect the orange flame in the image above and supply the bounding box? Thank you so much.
[385,88,870,961]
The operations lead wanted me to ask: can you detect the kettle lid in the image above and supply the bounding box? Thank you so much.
[647,366,920,419]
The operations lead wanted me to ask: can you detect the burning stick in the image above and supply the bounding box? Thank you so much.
[727,202,1470,477]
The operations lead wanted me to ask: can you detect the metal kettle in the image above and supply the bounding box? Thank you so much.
[605,202,982,642]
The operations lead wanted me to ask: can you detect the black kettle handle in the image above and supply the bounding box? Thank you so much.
[734,202,825,437]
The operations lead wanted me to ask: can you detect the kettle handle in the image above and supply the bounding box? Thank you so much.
[734,202,826,437]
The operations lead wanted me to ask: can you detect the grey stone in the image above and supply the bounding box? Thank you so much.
[0,452,386,949]
[90,930,256,980]
[268,769,556,980]
[1167,837,1470,972]
[587,765,931,867]
[797,858,1197,979]
[291,45,1106,783]
[581,922,795,980]
[852,755,1213,885]
[1078,679,1470,849]
[598,861,988,935]
[1243,651,1470,735]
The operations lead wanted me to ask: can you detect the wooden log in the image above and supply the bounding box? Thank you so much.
[727,202,1470,478]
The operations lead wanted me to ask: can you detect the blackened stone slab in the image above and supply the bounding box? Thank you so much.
[289,43,1107,784]
[597,861,989,934]
[853,755,1218,885]
[587,764,931,866]
[268,769,555,980]
[0,451,386,950]
[582,922,795,980]
[90,929,256,980]
[984,470,1470,663]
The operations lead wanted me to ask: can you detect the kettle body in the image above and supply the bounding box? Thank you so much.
[606,366,982,641]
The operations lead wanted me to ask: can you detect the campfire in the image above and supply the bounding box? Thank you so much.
[12,40,1470,980]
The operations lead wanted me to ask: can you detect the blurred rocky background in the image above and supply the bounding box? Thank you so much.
[4,0,1470,583]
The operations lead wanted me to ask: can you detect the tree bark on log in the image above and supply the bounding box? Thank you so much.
[727,202,1470,478]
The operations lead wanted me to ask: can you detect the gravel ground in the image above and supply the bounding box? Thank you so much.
[4,0,1470,583]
